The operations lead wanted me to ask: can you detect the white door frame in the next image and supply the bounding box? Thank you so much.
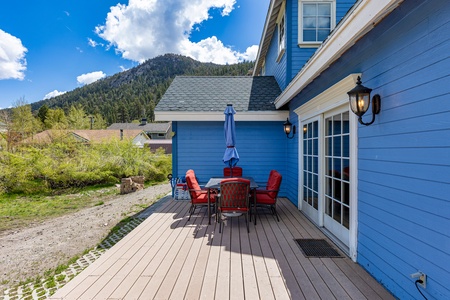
[294,73,360,261]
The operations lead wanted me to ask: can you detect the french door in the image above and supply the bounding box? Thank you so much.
[301,108,351,248]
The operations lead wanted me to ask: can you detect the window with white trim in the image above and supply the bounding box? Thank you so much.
[299,0,335,47]
[277,2,286,59]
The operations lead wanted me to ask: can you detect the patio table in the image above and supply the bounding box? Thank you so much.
[205,177,258,225]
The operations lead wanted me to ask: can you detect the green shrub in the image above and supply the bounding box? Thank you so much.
[0,139,171,195]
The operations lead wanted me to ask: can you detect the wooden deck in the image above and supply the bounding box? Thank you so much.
[50,198,394,300]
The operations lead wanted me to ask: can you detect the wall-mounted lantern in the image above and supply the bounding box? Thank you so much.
[347,76,381,126]
[283,118,296,139]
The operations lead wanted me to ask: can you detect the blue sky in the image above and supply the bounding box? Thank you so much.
[0,0,270,109]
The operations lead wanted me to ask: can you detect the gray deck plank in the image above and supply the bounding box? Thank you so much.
[49,198,395,300]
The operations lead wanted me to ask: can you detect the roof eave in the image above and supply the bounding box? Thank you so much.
[155,111,289,122]
[274,0,404,109]
[253,0,283,76]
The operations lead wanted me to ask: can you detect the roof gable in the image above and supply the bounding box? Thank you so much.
[155,76,287,121]
[107,122,171,133]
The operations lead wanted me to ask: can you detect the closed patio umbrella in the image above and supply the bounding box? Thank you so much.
[222,104,239,172]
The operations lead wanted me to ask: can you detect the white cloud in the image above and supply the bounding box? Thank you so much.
[0,29,27,80]
[88,38,104,48]
[95,0,258,64]
[44,90,67,99]
[77,71,106,85]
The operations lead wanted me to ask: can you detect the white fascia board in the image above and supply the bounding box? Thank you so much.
[253,0,283,76]
[155,111,289,122]
[275,0,403,109]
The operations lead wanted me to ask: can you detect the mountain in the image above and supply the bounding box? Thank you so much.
[30,54,254,124]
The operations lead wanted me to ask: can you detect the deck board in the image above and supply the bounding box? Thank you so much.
[50,198,395,300]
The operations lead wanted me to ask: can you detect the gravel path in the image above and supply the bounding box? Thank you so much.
[0,183,171,293]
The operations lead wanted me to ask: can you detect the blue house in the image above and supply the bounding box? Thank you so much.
[156,0,450,299]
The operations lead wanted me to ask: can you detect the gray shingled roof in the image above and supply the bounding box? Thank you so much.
[107,122,171,133]
[155,76,282,112]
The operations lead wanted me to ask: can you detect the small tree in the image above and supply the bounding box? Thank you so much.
[45,108,68,129]
[67,105,89,129]
[37,104,49,125]
[10,98,41,143]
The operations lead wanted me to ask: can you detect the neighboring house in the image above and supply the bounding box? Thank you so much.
[156,0,450,299]
[144,139,172,154]
[23,129,149,147]
[107,119,172,139]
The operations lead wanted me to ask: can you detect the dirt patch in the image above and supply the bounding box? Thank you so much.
[0,183,171,292]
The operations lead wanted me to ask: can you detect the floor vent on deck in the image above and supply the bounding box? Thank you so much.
[295,239,342,258]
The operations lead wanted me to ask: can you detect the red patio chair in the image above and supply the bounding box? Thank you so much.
[223,166,243,177]
[185,170,215,221]
[216,178,251,233]
[253,170,282,224]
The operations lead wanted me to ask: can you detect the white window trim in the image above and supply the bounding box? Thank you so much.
[295,73,360,262]
[298,0,336,48]
[277,1,286,61]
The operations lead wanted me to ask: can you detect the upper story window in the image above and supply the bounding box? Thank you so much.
[277,2,286,60]
[299,0,335,47]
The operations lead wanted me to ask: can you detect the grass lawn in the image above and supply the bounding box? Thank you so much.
[0,184,118,232]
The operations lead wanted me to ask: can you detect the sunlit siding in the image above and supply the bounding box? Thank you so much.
[287,0,450,298]
[174,121,290,197]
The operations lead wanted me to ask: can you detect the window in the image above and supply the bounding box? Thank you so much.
[277,2,286,59]
[299,1,335,47]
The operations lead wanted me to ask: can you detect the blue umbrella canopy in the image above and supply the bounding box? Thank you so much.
[222,104,239,168]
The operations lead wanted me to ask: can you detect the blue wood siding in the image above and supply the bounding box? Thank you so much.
[265,0,355,87]
[174,121,290,198]
[265,25,288,89]
[284,112,299,206]
[287,0,450,298]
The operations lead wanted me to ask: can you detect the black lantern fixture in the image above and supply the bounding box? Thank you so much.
[347,76,381,126]
[283,118,296,139]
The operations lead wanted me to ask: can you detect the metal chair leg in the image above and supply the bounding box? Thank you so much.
[188,205,194,221]
[245,213,249,233]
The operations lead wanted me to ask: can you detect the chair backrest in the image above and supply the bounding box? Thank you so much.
[219,178,250,210]
[223,166,243,177]
[185,170,201,199]
[266,170,282,199]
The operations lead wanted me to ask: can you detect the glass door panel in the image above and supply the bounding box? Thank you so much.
[301,120,319,222]
[324,111,350,244]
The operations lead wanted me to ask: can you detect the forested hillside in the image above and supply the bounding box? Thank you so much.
[30,54,254,124]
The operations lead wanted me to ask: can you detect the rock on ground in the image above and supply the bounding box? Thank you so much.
[0,183,171,292]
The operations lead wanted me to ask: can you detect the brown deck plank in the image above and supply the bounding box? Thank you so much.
[264,207,320,300]
[261,214,305,299]
[214,215,232,299]
[229,217,245,300]
[254,212,291,299]
[199,218,222,300]
[275,200,338,299]
[238,215,260,300]
[338,258,395,299]
[138,202,194,298]
[107,201,186,299]
[49,198,395,300]
[247,215,276,300]
[182,215,215,300]
[123,201,191,299]
[153,210,205,299]
[167,211,210,299]
[51,199,179,299]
